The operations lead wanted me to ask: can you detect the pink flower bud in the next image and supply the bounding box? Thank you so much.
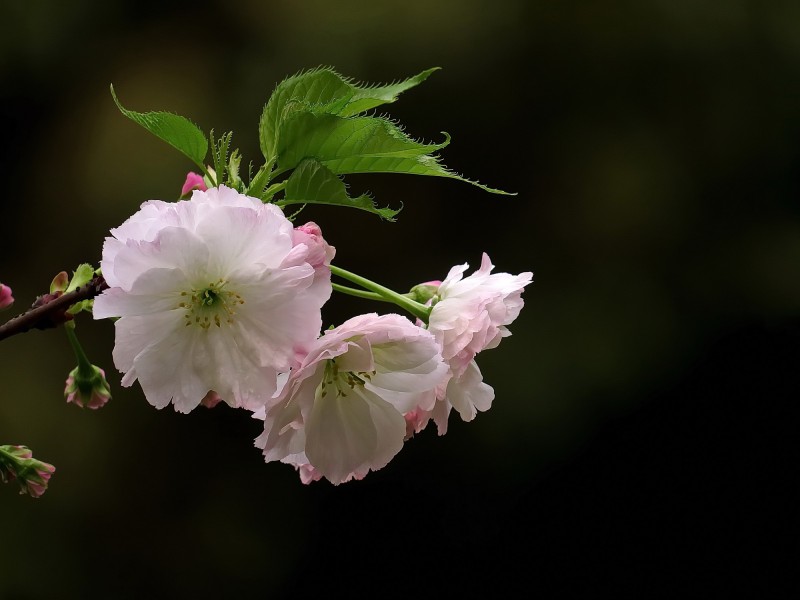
[181,171,208,197]
[0,283,14,310]
[65,365,112,409]
[23,461,55,498]
[0,445,56,498]
[408,280,441,304]
[292,222,335,270]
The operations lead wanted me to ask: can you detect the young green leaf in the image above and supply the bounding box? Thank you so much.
[65,264,96,293]
[338,67,439,117]
[277,159,400,221]
[276,113,447,170]
[275,113,511,194]
[110,85,208,169]
[258,67,438,162]
[210,130,233,187]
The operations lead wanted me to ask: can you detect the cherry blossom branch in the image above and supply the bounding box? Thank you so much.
[0,275,108,342]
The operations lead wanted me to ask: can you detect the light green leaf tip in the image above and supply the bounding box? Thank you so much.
[66,264,95,293]
[110,84,208,168]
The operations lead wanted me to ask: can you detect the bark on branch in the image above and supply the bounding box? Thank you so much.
[0,276,108,342]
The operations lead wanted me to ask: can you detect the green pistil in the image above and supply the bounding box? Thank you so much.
[179,279,244,330]
[321,359,376,399]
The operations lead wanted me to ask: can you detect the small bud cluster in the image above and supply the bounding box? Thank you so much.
[0,445,56,498]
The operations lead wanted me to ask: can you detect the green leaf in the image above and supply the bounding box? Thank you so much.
[339,67,440,117]
[210,130,232,186]
[66,264,96,293]
[277,113,447,170]
[258,67,438,161]
[277,159,400,221]
[110,84,208,168]
[275,113,511,194]
[227,149,242,190]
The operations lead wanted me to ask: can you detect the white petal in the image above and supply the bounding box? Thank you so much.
[305,386,405,484]
[446,360,495,422]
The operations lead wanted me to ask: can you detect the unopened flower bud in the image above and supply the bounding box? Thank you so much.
[19,460,55,498]
[50,271,69,294]
[0,445,56,498]
[0,283,14,310]
[65,364,112,409]
[181,171,208,197]
[408,280,442,304]
[292,222,335,270]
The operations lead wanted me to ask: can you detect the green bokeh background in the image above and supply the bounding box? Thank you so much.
[1,1,797,596]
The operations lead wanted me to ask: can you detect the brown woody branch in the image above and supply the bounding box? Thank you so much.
[0,275,108,342]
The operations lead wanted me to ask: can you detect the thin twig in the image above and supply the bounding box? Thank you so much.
[0,276,108,342]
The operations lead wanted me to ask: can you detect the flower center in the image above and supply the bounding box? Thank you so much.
[179,279,245,330]
[320,359,376,398]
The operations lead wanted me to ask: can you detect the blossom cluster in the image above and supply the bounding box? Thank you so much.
[94,184,532,484]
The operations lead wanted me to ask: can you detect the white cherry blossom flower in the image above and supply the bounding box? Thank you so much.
[415,253,532,434]
[93,185,332,413]
[256,312,448,485]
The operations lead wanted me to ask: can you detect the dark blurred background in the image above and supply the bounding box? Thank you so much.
[1,0,797,596]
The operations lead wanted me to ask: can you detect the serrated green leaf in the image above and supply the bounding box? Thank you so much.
[258,67,437,161]
[227,149,242,190]
[277,159,400,220]
[67,299,93,316]
[66,264,95,293]
[274,113,511,194]
[339,67,439,117]
[276,113,448,170]
[110,85,208,167]
[259,69,352,162]
[210,130,232,186]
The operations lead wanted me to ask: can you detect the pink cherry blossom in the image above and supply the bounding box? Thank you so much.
[429,253,532,375]
[256,313,448,485]
[94,185,331,413]
[419,253,531,433]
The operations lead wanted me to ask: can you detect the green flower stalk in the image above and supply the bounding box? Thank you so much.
[329,265,432,323]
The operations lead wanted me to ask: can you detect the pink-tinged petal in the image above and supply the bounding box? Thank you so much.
[0,283,15,309]
[292,222,335,270]
[446,360,494,422]
[181,172,207,196]
[258,313,447,484]
[305,386,406,485]
[421,253,531,430]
